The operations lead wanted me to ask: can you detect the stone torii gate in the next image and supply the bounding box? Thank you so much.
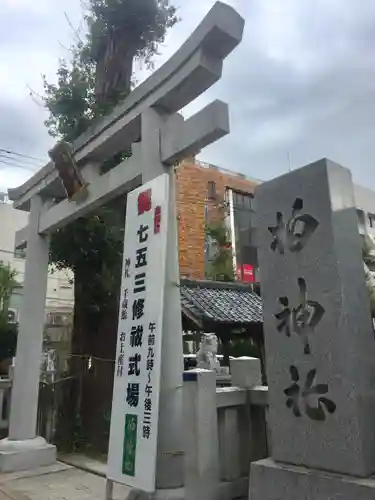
[0,0,244,484]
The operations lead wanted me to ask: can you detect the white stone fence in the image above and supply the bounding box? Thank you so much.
[0,358,269,500]
[183,357,269,500]
[0,378,11,432]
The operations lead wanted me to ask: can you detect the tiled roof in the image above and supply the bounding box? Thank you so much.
[180,279,263,326]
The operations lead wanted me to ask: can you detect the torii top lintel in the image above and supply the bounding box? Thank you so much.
[8,1,244,211]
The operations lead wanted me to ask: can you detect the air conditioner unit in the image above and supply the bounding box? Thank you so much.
[7,309,18,324]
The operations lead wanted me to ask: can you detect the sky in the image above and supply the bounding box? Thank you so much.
[1,0,375,192]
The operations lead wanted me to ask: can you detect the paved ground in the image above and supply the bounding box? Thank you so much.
[0,462,131,500]
[0,485,31,500]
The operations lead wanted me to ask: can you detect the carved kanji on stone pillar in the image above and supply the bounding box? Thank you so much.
[275,278,325,355]
[268,198,319,254]
[284,365,336,421]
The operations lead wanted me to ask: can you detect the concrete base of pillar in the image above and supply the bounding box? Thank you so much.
[123,478,248,500]
[0,436,56,473]
[250,458,375,500]
[126,487,185,500]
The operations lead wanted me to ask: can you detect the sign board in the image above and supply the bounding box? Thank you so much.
[236,263,255,283]
[49,141,86,201]
[243,264,255,283]
[107,174,170,492]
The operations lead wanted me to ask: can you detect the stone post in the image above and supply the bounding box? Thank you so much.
[0,379,11,430]
[250,159,375,499]
[0,195,56,472]
[230,357,268,466]
[183,369,220,500]
[230,356,262,388]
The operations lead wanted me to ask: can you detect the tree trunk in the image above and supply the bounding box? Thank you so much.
[95,32,135,106]
[73,200,126,453]
[80,299,120,453]
[55,270,88,450]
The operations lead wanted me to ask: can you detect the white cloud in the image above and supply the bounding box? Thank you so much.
[0,0,82,190]
[1,0,375,192]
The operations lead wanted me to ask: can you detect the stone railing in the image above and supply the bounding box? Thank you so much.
[3,357,270,500]
[183,357,269,500]
[0,378,11,432]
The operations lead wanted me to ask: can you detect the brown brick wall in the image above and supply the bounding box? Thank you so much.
[175,160,260,280]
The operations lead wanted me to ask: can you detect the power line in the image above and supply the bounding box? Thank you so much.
[0,148,45,164]
[0,158,38,172]
[0,152,44,168]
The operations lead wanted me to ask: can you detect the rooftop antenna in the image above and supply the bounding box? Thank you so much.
[288,151,292,172]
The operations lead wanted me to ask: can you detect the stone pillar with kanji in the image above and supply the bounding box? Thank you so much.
[250,158,375,499]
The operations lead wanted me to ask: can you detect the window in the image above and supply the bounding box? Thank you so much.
[233,192,242,208]
[207,181,216,200]
[228,188,258,282]
[14,248,26,259]
[232,190,253,210]
[60,279,73,289]
[204,234,218,262]
[46,312,70,326]
[204,202,209,221]
[368,213,375,228]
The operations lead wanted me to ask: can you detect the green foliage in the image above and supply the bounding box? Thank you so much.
[43,1,178,137]
[55,407,87,452]
[50,205,125,320]
[42,48,96,142]
[86,0,178,66]
[0,262,19,322]
[43,0,179,316]
[205,221,235,282]
[0,322,18,363]
[71,412,88,452]
[0,262,19,364]
[42,4,180,450]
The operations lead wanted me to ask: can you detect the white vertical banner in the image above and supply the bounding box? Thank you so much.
[107,173,170,492]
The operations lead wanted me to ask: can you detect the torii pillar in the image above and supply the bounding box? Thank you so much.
[0,195,56,471]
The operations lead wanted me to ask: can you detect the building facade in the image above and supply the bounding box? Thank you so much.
[176,159,375,283]
[176,158,260,282]
[0,195,74,328]
[354,184,375,239]
[3,162,375,312]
